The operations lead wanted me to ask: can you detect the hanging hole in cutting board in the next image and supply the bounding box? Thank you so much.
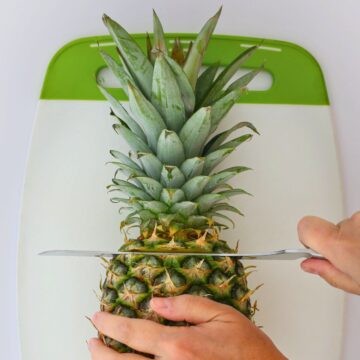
[97,66,273,92]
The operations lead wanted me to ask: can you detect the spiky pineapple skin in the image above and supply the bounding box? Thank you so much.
[100,228,253,354]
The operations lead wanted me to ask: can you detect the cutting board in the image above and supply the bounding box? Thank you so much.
[18,34,345,360]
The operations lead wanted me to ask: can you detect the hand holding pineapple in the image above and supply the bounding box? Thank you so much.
[88,212,360,359]
[299,211,360,295]
[88,294,287,360]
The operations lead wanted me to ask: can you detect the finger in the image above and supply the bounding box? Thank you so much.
[301,258,360,295]
[150,295,239,324]
[92,312,170,354]
[88,338,146,360]
[297,216,340,260]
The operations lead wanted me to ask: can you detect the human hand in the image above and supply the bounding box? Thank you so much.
[88,295,287,359]
[298,211,360,295]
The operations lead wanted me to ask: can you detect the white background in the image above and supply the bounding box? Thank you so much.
[0,0,359,359]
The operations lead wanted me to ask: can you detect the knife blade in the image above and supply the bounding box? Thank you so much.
[38,248,324,260]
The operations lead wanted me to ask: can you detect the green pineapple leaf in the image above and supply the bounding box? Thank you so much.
[210,88,243,133]
[203,121,259,155]
[203,147,235,175]
[108,162,146,178]
[102,14,153,98]
[195,193,224,213]
[184,40,193,63]
[179,107,211,158]
[195,62,220,107]
[206,212,235,228]
[139,200,168,214]
[204,166,251,192]
[188,215,210,227]
[121,214,141,228]
[201,45,259,106]
[217,134,253,150]
[157,130,185,166]
[182,176,210,200]
[183,7,222,89]
[110,150,143,171]
[220,65,264,99]
[180,157,205,179]
[110,197,134,204]
[210,203,244,216]
[138,209,157,221]
[98,86,146,141]
[164,55,195,115]
[151,54,186,132]
[109,179,152,200]
[170,201,198,217]
[99,50,135,94]
[160,188,185,206]
[218,188,252,198]
[135,177,163,200]
[152,10,168,55]
[158,213,178,227]
[146,32,155,64]
[160,166,186,188]
[128,82,166,152]
[136,152,163,181]
[113,124,152,153]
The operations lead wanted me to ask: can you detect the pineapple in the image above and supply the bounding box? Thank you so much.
[97,7,261,354]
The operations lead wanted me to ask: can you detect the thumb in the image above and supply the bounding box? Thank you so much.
[150,295,235,324]
[297,216,340,261]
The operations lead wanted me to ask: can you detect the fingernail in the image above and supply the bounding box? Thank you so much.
[150,297,171,310]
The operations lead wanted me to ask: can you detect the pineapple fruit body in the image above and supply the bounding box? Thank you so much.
[101,228,253,354]
[98,7,260,354]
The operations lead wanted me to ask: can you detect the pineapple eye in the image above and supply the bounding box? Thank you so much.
[187,285,212,297]
[182,256,210,270]
[138,255,163,267]
[111,260,128,276]
[102,288,118,304]
[113,304,137,318]
[209,269,229,286]
[153,269,186,288]
[232,285,251,316]
[138,297,152,311]
[232,284,247,300]
[121,277,148,294]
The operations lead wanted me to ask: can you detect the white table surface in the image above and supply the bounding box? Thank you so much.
[0,0,359,359]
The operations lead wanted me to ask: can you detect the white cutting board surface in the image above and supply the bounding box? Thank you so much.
[18,97,344,359]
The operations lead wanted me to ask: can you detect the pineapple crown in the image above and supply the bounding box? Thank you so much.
[98,8,260,235]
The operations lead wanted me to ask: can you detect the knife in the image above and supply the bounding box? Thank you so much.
[39,248,324,260]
